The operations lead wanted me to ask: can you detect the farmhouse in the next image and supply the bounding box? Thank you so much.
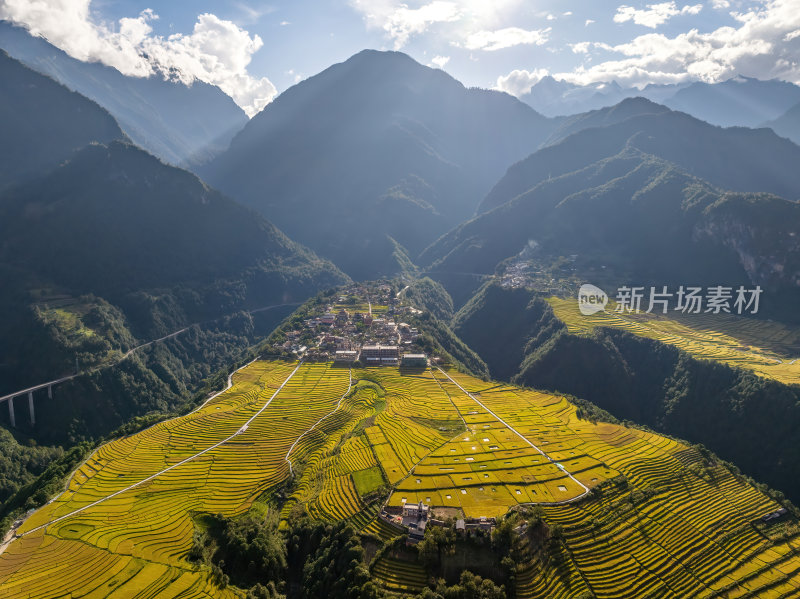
[402,501,430,544]
[402,501,430,519]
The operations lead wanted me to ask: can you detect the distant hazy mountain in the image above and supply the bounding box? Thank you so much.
[202,50,556,280]
[519,75,688,117]
[0,21,248,167]
[0,50,124,188]
[479,107,800,215]
[664,76,800,128]
[765,101,800,145]
[423,148,800,294]
[520,74,800,128]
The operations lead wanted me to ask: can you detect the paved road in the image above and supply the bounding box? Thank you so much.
[249,302,302,314]
[6,360,304,542]
[434,367,590,504]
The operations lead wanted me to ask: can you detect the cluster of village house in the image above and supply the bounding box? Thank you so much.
[276,285,429,367]
[379,501,497,544]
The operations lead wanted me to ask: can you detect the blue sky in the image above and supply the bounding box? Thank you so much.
[1,0,798,115]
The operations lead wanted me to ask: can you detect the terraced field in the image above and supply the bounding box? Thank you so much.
[0,361,350,598]
[548,297,800,385]
[2,360,800,597]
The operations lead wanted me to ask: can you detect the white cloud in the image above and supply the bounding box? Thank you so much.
[495,67,549,96]
[546,13,555,21]
[563,11,573,16]
[463,26,550,51]
[550,0,800,87]
[711,0,730,8]
[429,54,450,68]
[571,41,592,54]
[0,0,275,116]
[349,0,460,49]
[349,0,530,49]
[614,2,703,29]
[585,19,596,26]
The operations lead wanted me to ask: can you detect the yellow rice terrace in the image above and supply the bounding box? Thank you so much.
[547,297,800,386]
[2,361,799,598]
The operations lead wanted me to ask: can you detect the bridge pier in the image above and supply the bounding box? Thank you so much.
[28,392,35,426]
[48,385,52,399]
[8,397,15,428]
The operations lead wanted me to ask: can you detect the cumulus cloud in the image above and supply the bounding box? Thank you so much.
[349,0,531,49]
[349,0,460,49]
[614,2,703,29]
[571,41,592,54]
[463,26,550,51]
[0,0,276,116]
[556,0,800,87]
[429,54,450,68]
[495,67,549,96]
[495,0,800,95]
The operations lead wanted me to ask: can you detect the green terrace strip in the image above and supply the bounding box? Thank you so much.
[2,361,800,597]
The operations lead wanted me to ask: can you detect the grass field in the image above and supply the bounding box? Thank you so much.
[2,360,800,597]
[353,467,385,496]
[548,297,800,385]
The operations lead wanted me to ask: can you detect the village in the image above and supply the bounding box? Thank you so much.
[271,282,431,368]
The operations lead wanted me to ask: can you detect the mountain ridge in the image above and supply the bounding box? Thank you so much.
[203,49,557,280]
[479,107,800,215]
[0,20,248,167]
[0,49,125,189]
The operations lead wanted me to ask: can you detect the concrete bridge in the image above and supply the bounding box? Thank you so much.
[0,301,304,430]
[0,374,77,428]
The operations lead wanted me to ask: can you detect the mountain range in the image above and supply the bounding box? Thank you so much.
[0,20,248,167]
[202,50,557,280]
[520,73,800,129]
[0,50,347,445]
[423,146,800,293]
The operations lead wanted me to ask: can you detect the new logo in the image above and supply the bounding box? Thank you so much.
[578,284,608,315]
